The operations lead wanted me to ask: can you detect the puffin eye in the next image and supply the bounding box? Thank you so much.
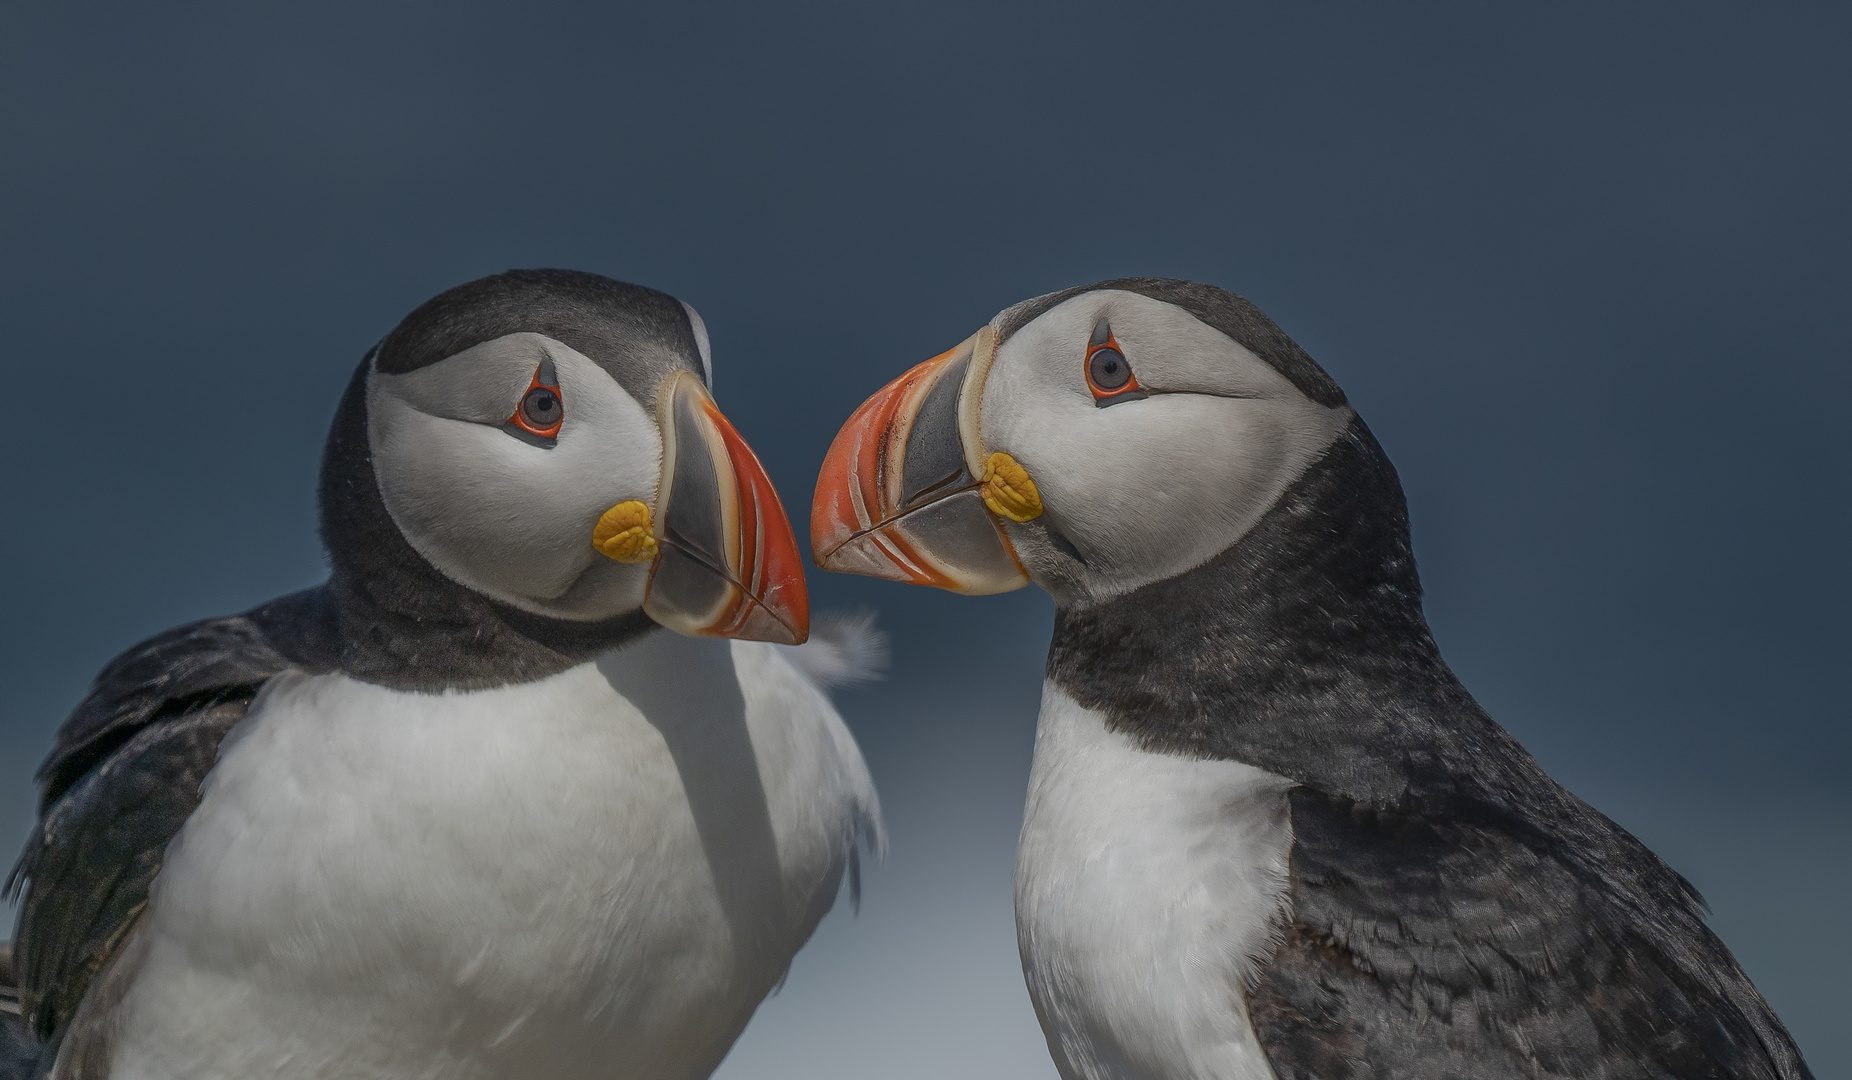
[1088,348,1131,390]
[521,386,561,428]
[506,363,564,442]
[1083,318,1145,406]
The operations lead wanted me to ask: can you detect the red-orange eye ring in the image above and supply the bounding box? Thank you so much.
[1084,329,1145,405]
[508,365,564,439]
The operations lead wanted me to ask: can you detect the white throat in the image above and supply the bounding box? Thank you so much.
[1015,683,1294,1080]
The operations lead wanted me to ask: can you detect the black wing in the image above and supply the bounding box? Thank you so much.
[0,946,38,1079]
[5,587,338,1052]
[1247,787,1814,1080]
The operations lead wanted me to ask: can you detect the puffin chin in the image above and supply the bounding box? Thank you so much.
[493,555,652,624]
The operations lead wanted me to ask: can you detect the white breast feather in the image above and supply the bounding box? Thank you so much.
[103,633,879,1080]
[1015,684,1293,1080]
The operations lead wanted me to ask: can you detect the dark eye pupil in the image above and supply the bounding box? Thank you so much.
[1089,348,1131,390]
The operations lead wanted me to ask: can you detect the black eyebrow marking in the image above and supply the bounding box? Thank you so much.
[1089,317,1112,348]
[1092,388,1267,412]
[1148,388,1265,401]
[537,353,558,386]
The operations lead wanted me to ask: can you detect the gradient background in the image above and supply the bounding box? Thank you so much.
[2,3,1846,1075]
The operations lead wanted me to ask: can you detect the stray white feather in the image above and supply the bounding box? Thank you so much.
[782,610,889,690]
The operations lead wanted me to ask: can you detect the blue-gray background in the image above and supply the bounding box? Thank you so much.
[3,3,1846,1075]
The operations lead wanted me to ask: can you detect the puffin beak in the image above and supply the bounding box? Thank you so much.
[810,327,1032,595]
[601,371,809,645]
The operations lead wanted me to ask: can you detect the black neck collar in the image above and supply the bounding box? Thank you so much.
[1048,415,1516,807]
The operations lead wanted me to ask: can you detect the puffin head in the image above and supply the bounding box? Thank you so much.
[811,278,1355,608]
[324,269,807,655]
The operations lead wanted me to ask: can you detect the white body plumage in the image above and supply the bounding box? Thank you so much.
[101,632,880,1080]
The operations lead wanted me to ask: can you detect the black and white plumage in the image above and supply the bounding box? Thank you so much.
[812,278,1810,1079]
[6,269,882,1079]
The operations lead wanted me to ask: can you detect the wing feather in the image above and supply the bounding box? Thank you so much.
[1248,787,1814,1080]
[6,588,334,1050]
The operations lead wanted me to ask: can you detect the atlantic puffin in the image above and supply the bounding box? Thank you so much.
[4,269,883,1079]
[811,278,1811,1079]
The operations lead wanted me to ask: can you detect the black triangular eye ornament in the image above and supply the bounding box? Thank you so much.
[505,356,564,443]
[1084,317,1146,407]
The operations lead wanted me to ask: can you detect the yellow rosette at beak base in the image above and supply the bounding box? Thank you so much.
[980,452,1043,523]
[593,500,659,563]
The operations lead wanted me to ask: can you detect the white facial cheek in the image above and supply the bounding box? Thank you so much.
[982,357,1159,572]
[989,386,1345,588]
[371,383,661,605]
[1153,401,1278,528]
[1037,397,1237,571]
[981,344,1086,466]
